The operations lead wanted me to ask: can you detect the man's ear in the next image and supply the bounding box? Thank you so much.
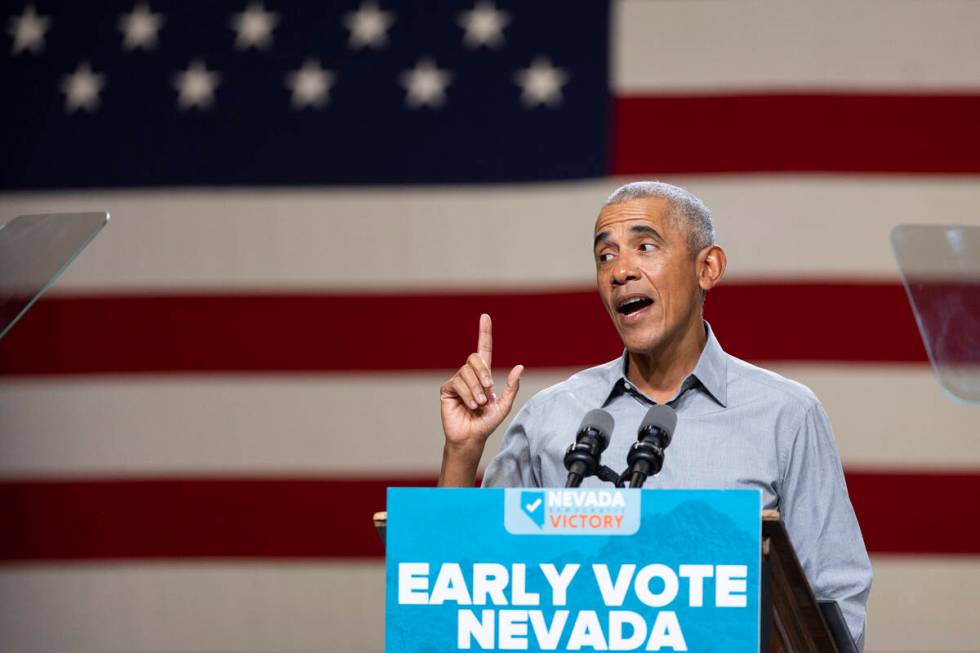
[697,245,727,292]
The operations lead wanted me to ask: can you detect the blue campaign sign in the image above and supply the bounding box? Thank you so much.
[385,488,761,652]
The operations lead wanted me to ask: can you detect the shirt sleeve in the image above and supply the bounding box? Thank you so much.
[481,401,539,488]
[779,401,873,651]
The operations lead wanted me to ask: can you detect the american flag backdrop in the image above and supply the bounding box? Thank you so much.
[1,1,979,651]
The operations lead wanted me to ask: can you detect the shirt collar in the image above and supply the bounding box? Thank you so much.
[690,322,728,407]
[594,322,729,408]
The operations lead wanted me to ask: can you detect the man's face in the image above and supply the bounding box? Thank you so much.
[593,197,704,354]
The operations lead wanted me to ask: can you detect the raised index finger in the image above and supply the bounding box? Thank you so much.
[477,313,493,366]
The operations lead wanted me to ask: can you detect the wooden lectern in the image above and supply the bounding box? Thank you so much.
[374,509,851,652]
[760,510,852,652]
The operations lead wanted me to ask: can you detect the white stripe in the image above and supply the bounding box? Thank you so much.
[1,366,976,477]
[866,556,980,652]
[614,0,980,92]
[1,178,979,291]
[0,557,976,652]
[0,561,385,653]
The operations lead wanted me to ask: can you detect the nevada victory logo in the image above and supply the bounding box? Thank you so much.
[504,489,640,536]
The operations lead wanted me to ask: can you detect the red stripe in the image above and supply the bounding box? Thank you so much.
[846,470,980,555]
[0,283,925,375]
[0,477,428,561]
[612,94,980,174]
[0,471,975,561]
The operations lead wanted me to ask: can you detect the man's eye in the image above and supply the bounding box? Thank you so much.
[639,243,657,252]
[598,252,614,262]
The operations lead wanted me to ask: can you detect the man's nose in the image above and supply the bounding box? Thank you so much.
[611,257,639,285]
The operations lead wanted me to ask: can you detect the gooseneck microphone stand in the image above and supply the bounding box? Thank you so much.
[563,409,615,487]
[563,405,679,489]
[625,404,677,488]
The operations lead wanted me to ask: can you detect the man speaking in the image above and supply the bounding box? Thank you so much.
[437,181,872,649]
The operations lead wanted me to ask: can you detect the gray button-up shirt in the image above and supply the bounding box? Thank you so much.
[483,324,873,649]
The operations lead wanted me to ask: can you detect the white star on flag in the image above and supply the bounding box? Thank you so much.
[118,3,164,51]
[399,58,452,109]
[230,2,278,50]
[173,60,221,110]
[8,4,50,55]
[458,1,510,48]
[515,57,568,107]
[344,1,394,50]
[286,60,335,109]
[60,62,106,112]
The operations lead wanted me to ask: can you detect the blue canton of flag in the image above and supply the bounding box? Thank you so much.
[2,1,610,188]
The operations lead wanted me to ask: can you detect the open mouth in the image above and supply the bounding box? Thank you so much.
[616,296,654,317]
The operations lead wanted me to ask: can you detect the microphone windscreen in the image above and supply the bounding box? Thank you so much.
[640,404,677,444]
[578,408,614,450]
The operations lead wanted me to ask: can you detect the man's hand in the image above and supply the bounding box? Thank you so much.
[438,314,523,486]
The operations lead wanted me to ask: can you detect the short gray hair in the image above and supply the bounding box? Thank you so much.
[604,181,715,253]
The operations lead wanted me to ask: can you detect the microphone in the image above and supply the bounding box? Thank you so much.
[626,405,677,488]
[563,409,615,488]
